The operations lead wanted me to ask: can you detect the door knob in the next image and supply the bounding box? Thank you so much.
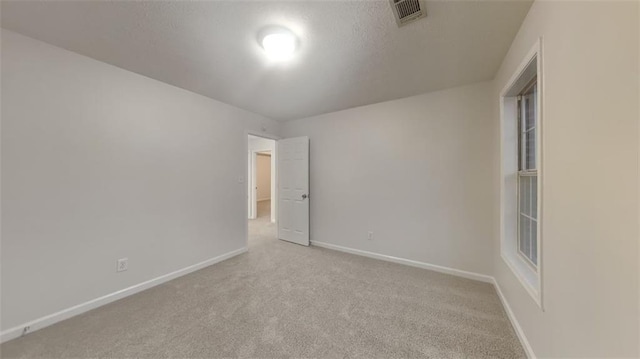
[302,194,308,199]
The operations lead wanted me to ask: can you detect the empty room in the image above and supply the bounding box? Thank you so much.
[1,0,638,358]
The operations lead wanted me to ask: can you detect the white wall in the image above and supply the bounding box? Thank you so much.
[256,154,271,201]
[281,82,495,275]
[491,1,639,357]
[0,30,281,332]
[3,2,638,355]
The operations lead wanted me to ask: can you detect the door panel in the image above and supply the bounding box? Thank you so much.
[277,136,309,246]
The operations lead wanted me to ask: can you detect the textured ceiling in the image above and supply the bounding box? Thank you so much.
[1,0,532,121]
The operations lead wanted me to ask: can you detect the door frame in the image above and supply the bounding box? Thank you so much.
[246,131,279,249]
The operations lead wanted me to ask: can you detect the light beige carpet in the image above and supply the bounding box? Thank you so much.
[1,200,524,358]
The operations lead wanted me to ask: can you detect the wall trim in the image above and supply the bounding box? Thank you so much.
[3,241,535,359]
[0,247,248,343]
[493,279,537,359]
[310,240,493,283]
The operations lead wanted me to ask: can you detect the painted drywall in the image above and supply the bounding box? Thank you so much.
[281,81,495,275]
[256,154,271,201]
[248,136,276,153]
[0,30,280,332]
[491,1,639,357]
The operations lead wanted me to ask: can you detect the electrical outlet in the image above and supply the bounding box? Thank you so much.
[116,258,128,272]
[367,231,374,240]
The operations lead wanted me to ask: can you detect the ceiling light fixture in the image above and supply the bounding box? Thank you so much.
[260,27,297,61]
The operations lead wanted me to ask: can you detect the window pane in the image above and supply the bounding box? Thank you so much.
[519,80,537,171]
[519,214,529,256]
[524,95,535,131]
[526,128,536,169]
[531,220,538,265]
[519,176,526,216]
[531,175,537,220]
[520,133,527,170]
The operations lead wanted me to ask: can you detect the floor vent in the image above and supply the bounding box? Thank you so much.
[390,0,426,27]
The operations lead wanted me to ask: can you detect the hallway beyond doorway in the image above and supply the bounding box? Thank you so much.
[249,200,276,247]
[256,200,271,219]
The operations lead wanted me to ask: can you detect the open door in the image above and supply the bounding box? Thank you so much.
[277,136,309,246]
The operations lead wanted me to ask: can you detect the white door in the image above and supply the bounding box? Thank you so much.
[278,136,309,246]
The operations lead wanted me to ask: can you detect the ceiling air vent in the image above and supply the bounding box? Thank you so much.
[389,0,426,27]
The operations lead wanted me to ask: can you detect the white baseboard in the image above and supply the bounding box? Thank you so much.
[310,240,534,358]
[310,240,493,283]
[3,242,535,359]
[0,247,248,343]
[492,279,536,359]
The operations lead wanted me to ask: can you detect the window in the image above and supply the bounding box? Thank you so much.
[517,79,538,266]
[499,39,542,308]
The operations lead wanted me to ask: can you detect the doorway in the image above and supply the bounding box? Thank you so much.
[248,134,277,246]
[255,152,272,219]
[246,134,310,248]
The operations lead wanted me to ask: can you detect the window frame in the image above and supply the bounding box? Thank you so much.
[516,78,539,270]
[499,38,544,309]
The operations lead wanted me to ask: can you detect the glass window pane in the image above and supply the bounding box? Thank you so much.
[531,220,538,265]
[520,133,526,170]
[519,214,529,256]
[524,95,535,131]
[519,80,537,171]
[522,176,527,216]
[531,175,538,220]
[526,128,536,169]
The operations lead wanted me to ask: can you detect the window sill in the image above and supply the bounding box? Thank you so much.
[501,251,543,310]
